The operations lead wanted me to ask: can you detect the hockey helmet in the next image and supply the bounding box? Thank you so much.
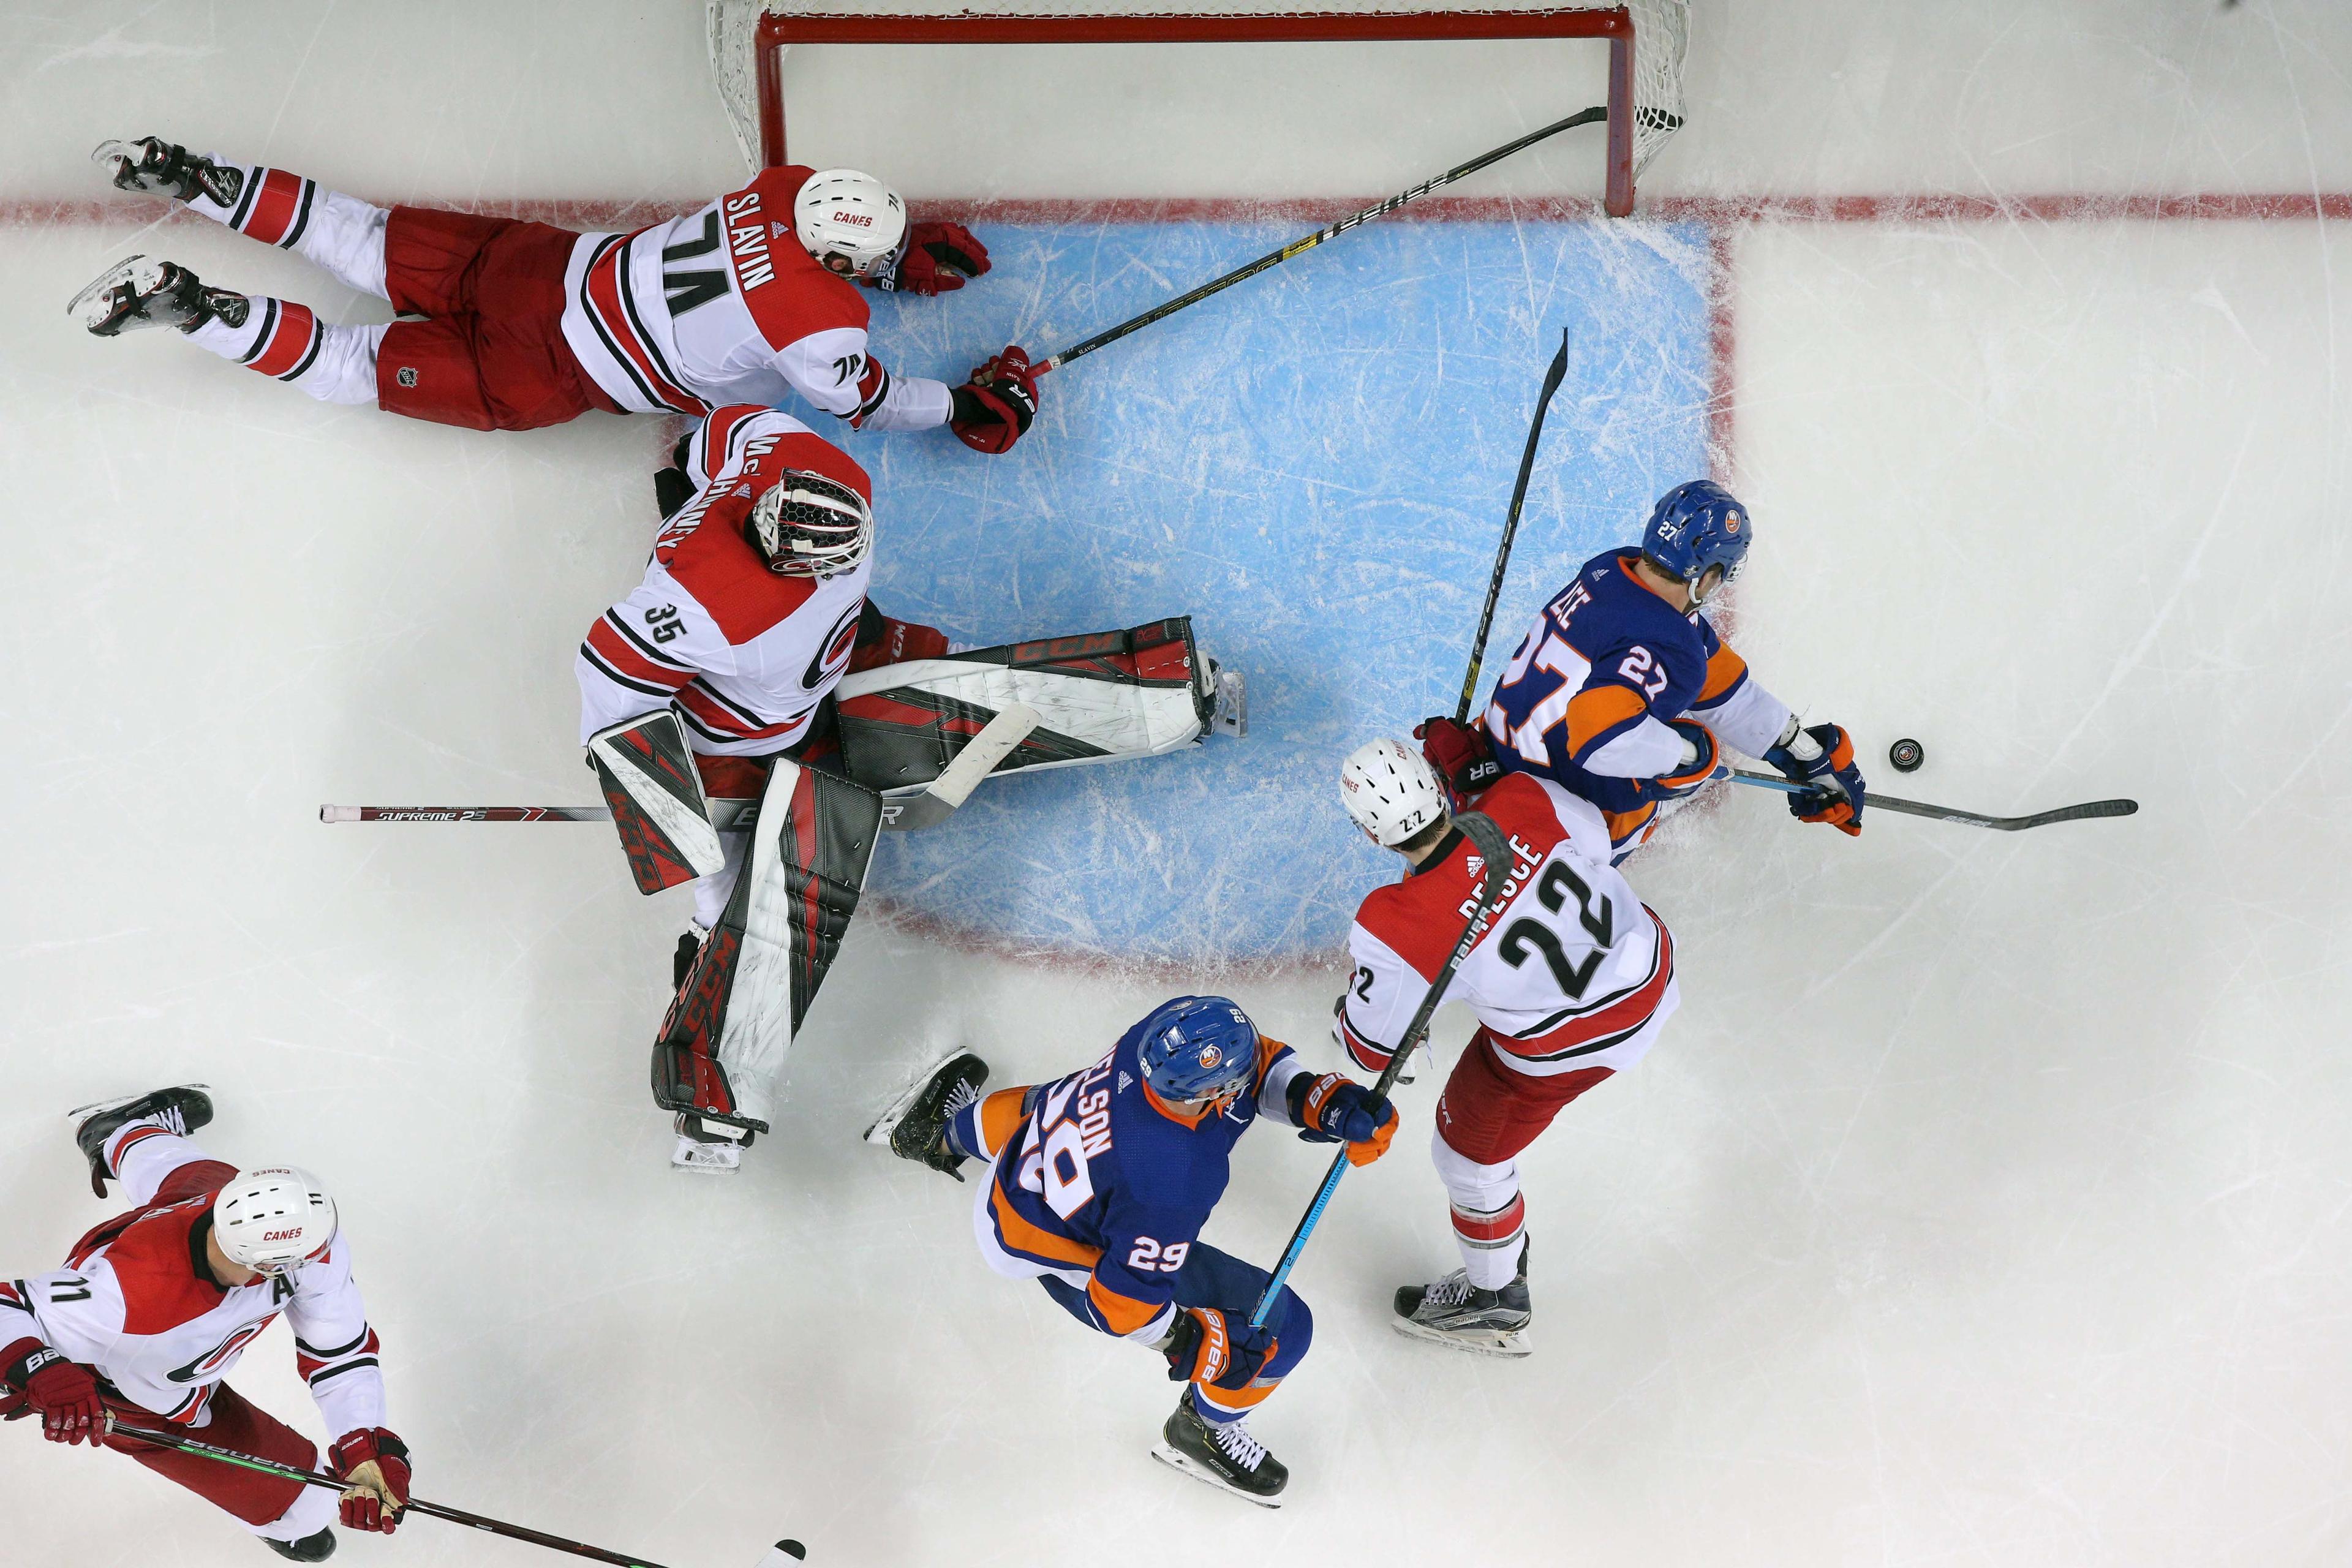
[1641,480,1751,600]
[212,1166,338,1274]
[1136,996,1260,1107]
[794,169,909,280]
[748,469,875,578]
[1340,737,1448,848]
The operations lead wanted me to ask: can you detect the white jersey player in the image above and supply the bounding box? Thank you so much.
[1,1088,407,1562]
[1335,739,1678,1356]
[71,137,1041,452]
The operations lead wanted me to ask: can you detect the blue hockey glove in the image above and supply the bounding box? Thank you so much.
[1287,1071,1398,1167]
[1762,722,1865,835]
[1626,718,1725,805]
[1162,1307,1276,1390]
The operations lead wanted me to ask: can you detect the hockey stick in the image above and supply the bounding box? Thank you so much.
[1455,330,1572,724]
[1035,106,1607,375]
[1248,812,1513,1329]
[1730,769,2139,832]
[320,707,1044,834]
[103,1417,807,1566]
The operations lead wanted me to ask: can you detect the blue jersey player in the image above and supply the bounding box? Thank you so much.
[1419,480,1868,858]
[875,997,1397,1506]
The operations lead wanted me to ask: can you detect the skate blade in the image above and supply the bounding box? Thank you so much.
[861,1046,977,1146]
[1389,1317,1534,1359]
[65,1083,210,1123]
[1149,1444,1283,1509]
[66,254,145,322]
[669,1135,742,1175]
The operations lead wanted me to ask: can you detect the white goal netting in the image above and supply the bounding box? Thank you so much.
[706,1,1689,206]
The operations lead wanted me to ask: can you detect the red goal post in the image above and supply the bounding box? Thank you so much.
[707,3,1689,218]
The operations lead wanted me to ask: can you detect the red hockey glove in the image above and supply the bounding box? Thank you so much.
[1161,1307,1276,1391]
[329,1428,412,1533]
[1413,715,1502,805]
[847,605,952,674]
[1627,718,1723,805]
[949,344,1040,454]
[1287,1072,1398,1167]
[1762,722,1865,836]
[2,1340,105,1446]
[878,222,992,296]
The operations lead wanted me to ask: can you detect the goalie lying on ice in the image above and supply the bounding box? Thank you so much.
[575,404,1243,1172]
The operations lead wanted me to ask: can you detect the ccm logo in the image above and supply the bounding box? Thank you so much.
[831,210,873,228]
[263,1229,301,1242]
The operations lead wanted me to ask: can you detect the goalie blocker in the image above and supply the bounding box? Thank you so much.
[651,616,1239,1158]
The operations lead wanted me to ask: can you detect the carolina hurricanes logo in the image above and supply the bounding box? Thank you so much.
[168,1317,274,1384]
[802,603,863,692]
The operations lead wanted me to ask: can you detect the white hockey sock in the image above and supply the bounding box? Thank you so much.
[1431,1128,1529,1291]
[184,299,385,405]
[184,156,390,300]
[107,1124,212,1206]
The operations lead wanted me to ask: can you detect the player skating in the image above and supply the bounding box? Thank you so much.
[1,1088,407,1561]
[874,997,1398,1505]
[69,137,1039,451]
[583,406,1240,1172]
[1335,739,1677,1356]
[1417,481,1868,859]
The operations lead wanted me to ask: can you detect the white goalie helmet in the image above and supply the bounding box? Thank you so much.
[793,169,908,280]
[1340,737,1449,848]
[212,1166,338,1273]
[748,469,875,578]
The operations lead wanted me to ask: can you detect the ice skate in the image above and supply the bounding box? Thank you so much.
[262,1525,336,1561]
[69,1084,213,1197]
[670,1112,749,1175]
[1150,1395,1288,1507]
[1392,1235,1534,1358]
[92,135,243,206]
[69,255,247,337]
[865,1050,989,1181]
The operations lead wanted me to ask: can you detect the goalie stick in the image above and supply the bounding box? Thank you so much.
[319,706,1043,833]
[1730,769,2138,831]
[100,1417,805,1567]
[1035,106,1607,375]
[1248,811,1513,1329]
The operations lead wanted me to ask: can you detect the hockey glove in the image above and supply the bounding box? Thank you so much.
[328,1428,412,1533]
[1161,1307,1276,1391]
[1,1340,105,1446]
[1287,1071,1399,1167]
[878,222,991,295]
[1627,718,1724,805]
[1762,722,1866,836]
[1414,715,1502,805]
[949,344,1041,454]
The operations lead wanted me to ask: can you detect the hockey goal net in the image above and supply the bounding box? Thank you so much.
[706,2,1689,217]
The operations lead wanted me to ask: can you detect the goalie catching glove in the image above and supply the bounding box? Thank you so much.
[1763,720,1866,835]
[950,344,1041,454]
[1159,1307,1278,1390]
[1286,1072,1398,1167]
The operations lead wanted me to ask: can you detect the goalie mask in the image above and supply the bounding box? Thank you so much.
[747,469,875,578]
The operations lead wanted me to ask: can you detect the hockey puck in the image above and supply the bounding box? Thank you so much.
[1888,738,1924,774]
[777,1545,807,1562]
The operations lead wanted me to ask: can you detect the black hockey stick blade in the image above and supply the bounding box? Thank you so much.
[1731,769,2138,832]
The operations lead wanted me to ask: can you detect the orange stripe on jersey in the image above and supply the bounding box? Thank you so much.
[977,1087,1028,1159]
[1191,1373,1282,1413]
[1564,683,1650,759]
[1086,1277,1166,1337]
[989,1180,1101,1270]
[1697,643,1749,704]
[1601,801,1658,848]
[1249,1033,1289,1096]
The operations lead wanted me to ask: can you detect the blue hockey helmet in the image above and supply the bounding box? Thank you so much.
[1136,995,1260,1106]
[1641,480,1752,594]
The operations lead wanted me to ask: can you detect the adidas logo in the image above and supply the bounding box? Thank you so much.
[1117,1071,1134,1093]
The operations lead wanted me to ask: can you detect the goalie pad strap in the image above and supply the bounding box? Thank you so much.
[589,710,724,894]
[652,757,881,1133]
[834,617,1212,796]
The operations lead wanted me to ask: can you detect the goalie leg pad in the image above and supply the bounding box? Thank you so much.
[651,756,883,1134]
[832,617,1219,795]
[589,709,725,894]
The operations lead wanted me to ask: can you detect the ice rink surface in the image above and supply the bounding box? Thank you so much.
[3,3,2350,1565]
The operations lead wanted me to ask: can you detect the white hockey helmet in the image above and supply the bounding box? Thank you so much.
[1340,737,1449,848]
[748,469,875,578]
[794,169,908,280]
[212,1166,338,1273]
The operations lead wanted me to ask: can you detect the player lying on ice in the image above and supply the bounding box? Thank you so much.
[578,405,1241,1174]
[1333,737,1679,1358]
[1417,481,1869,860]
[1,1088,405,1562]
[872,997,1398,1506]
[70,137,1041,453]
